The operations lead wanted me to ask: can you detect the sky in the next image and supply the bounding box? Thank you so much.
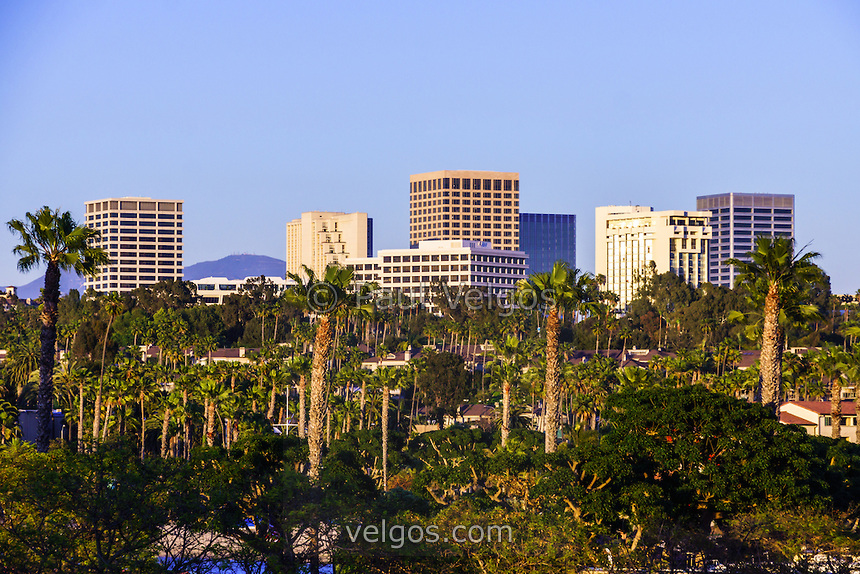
[1,1,859,293]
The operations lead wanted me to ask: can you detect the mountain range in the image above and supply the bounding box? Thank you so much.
[11,254,287,300]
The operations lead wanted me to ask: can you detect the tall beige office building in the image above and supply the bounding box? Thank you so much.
[83,197,184,293]
[409,170,520,250]
[286,211,373,279]
[595,205,712,309]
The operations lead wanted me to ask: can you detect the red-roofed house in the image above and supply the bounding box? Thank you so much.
[779,401,858,442]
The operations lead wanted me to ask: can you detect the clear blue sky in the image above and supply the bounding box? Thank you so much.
[2,1,859,293]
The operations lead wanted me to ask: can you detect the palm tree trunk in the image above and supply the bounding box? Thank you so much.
[140,397,146,459]
[78,382,85,452]
[267,379,277,421]
[544,308,561,453]
[382,383,390,492]
[36,262,61,453]
[161,406,171,458]
[298,375,307,439]
[183,388,191,459]
[502,381,511,448]
[831,379,842,440]
[359,380,367,430]
[308,315,333,481]
[206,401,216,447]
[102,402,111,439]
[759,284,783,414]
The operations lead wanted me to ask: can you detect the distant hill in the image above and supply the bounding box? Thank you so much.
[15,274,85,300]
[12,254,287,299]
[183,254,286,281]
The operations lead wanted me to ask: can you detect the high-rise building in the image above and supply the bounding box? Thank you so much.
[519,213,576,274]
[286,212,373,279]
[409,170,520,251]
[83,197,184,293]
[696,193,795,288]
[595,205,712,309]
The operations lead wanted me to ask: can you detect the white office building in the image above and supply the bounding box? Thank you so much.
[595,206,712,310]
[346,239,528,308]
[192,276,296,305]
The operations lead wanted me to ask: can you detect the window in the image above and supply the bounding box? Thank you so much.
[483,179,491,190]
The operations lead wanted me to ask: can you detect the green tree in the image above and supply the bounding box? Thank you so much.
[415,350,471,430]
[726,236,823,414]
[7,207,109,451]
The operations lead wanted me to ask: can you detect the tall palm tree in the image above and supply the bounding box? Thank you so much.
[726,236,822,414]
[489,334,525,448]
[7,207,109,452]
[286,264,367,480]
[93,292,124,441]
[375,366,405,492]
[515,261,593,453]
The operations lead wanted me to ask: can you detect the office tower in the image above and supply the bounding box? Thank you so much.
[696,193,795,288]
[519,213,576,274]
[83,197,184,293]
[286,212,373,279]
[409,170,520,250]
[346,239,528,308]
[595,205,712,310]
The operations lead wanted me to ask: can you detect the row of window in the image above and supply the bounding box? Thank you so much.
[412,178,519,193]
[355,273,523,285]
[717,207,792,214]
[89,212,180,220]
[88,278,179,290]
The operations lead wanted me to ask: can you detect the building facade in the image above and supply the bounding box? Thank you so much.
[696,193,795,288]
[346,239,528,308]
[286,212,373,279]
[409,170,520,251]
[83,197,183,293]
[595,206,712,310]
[519,213,576,274]
[193,276,296,305]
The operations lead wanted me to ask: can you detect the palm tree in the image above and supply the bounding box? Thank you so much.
[489,335,525,448]
[375,366,405,492]
[286,264,367,480]
[515,261,593,453]
[726,236,822,414]
[7,207,110,452]
[289,354,312,439]
[811,346,847,440]
[93,292,124,441]
[843,345,860,444]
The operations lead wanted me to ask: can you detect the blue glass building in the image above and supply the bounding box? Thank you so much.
[518,213,576,274]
